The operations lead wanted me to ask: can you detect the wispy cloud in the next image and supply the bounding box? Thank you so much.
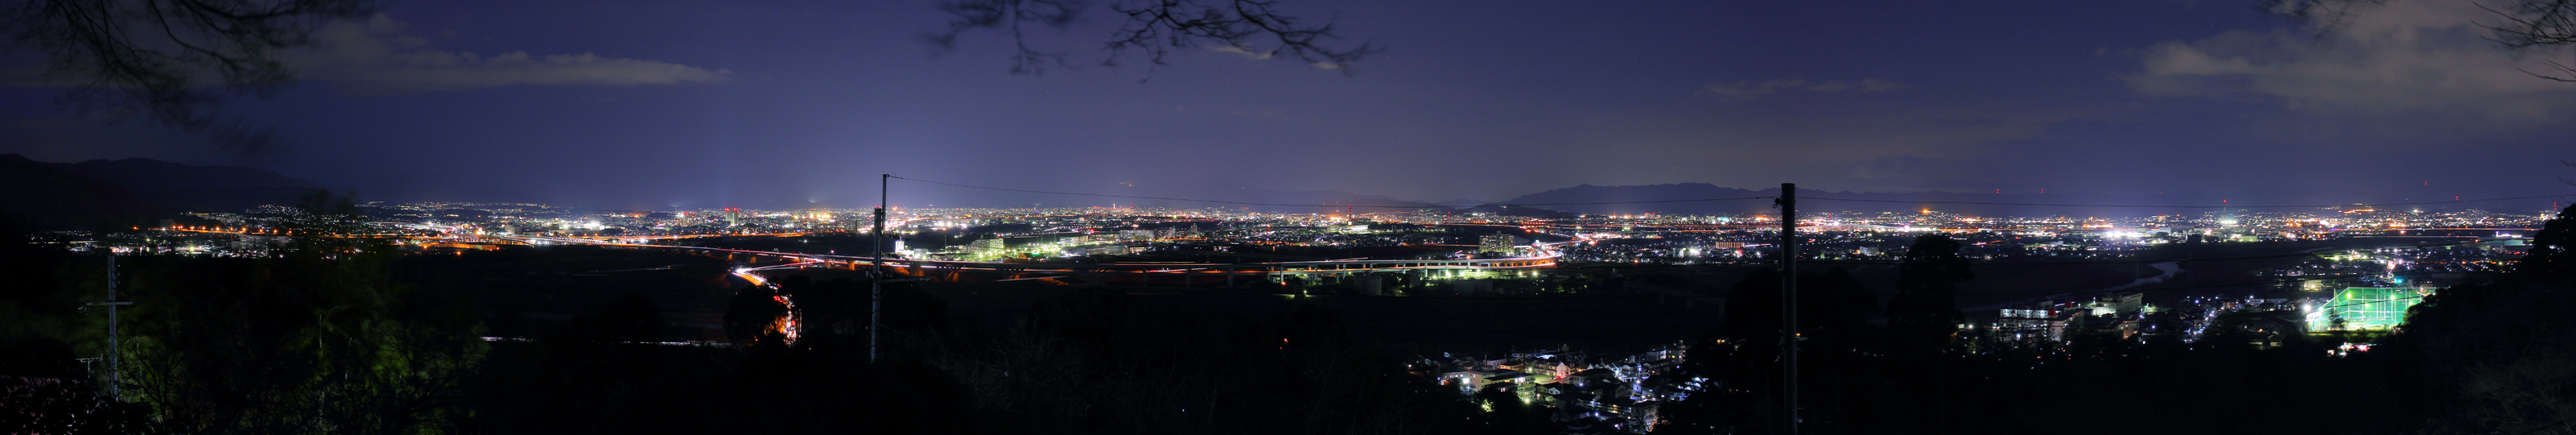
[1697,78,1906,100]
[2125,0,2576,121]
[283,15,731,93]
[1210,45,1276,60]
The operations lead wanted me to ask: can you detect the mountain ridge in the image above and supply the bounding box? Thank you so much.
[1490,182,2524,218]
[0,154,165,231]
[49,157,326,213]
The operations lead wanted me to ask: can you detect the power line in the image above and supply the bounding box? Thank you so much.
[1196,313,1712,335]
[1802,194,2570,209]
[1194,271,2400,301]
[890,175,1773,209]
[1953,274,2385,296]
[1804,239,2484,266]
[849,175,2564,213]
[1557,240,2484,271]
[1209,286,1704,301]
[890,175,2569,210]
[1985,295,2428,333]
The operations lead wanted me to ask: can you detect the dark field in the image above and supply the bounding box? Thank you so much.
[451,238,2452,356]
[403,245,740,341]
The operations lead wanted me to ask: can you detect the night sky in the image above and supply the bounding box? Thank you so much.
[5,0,2572,210]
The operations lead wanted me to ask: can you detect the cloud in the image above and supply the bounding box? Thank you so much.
[1696,78,1906,100]
[1205,45,1342,70]
[1851,155,1928,179]
[1210,45,1276,60]
[284,15,730,93]
[2126,0,2576,120]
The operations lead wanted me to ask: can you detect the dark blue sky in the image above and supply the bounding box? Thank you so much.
[6,0,2573,209]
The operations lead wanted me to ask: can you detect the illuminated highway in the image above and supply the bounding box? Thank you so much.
[451,228,1567,284]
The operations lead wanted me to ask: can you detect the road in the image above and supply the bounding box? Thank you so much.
[447,228,1567,284]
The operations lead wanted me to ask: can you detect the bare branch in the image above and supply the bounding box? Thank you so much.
[2515,60,2576,81]
[2267,0,2576,81]
[926,0,1376,77]
[1104,0,1378,75]
[5,0,366,148]
[2488,0,2576,48]
[925,0,1086,75]
[2482,0,2576,81]
[2261,0,2385,33]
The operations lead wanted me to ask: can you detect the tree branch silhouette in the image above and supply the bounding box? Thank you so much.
[2269,0,2576,81]
[925,0,1379,77]
[6,0,368,151]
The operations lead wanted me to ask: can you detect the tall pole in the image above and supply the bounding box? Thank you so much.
[106,255,119,400]
[87,255,133,400]
[871,174,888,365]
[1777,183,1799,433]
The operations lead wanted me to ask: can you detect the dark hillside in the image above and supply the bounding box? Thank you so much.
[52,157,323,213]
[0,154,163,231]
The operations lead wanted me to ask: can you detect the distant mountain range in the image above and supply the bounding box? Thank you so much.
[0,155,328,230]
[0,155,164,231]
[916,177,2547,218]
[48,157,325,213]
[2,153,2551,231]
[1488,183,2533,218]
[927,179,1453,213]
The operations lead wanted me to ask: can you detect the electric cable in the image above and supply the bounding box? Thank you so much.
[1802,194,2570,209]
[1195,271,2414,300]
[893,175,2565,211]
[1802,239,2484,266]
[891,175,1774,209]
[1985,295,2428,333]
[1194,313,1716,335]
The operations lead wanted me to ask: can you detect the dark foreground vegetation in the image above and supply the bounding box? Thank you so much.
[7,205,2576,434]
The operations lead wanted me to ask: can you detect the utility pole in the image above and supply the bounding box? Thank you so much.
[88,255,132,400]
[1776,183,1799,433]
[871,174,888,365]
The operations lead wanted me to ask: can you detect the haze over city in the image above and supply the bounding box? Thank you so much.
[6,1,2576,434]
[9,1,2575,209]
